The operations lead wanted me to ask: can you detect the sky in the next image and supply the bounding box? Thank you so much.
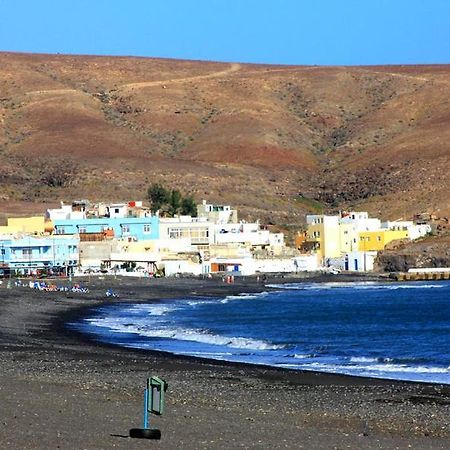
[0,0,449,66]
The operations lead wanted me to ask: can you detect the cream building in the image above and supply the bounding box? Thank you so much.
[0,216,51,235]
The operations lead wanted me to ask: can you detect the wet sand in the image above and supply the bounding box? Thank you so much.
[0,274,449,449]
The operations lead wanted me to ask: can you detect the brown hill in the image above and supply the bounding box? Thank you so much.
[0,52,449,230]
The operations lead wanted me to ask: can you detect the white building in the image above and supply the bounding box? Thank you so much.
[293,254,320,272]
[340,211,381,231]
[330,251,378,272]
[381,220,431,240]
[105,203,129,218]
[197,200,238,224]
[46,202,86,221]
[214,222,276,247]
[159,216,215,249]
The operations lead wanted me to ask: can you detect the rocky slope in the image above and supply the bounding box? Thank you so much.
[0,52,449,233]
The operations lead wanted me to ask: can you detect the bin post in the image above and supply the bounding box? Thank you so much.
[130,376,168,440]
[143,388,149,429]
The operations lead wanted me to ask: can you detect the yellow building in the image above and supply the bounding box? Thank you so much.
[306,215,341,260]
[358,229,409,252]
[0,216,52,235]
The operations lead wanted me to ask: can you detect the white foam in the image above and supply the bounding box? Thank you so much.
[120,303,178,316]
[266,282,445,291]
[87,317,282,351]
[357,364,449,374]
[349,356,379,363]
[188,351,233,357]
[146,328,283,350]
[185,299,215,306]
[277,361,450,376]
[292,353,315,359]
[221,291,269,304]
[134,305,175,316]
[384,284,444,290]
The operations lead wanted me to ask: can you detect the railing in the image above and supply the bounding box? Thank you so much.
[8,255,53,263]
[8,252,78,263]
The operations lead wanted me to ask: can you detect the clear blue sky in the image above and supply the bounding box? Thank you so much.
[0,0,449,65]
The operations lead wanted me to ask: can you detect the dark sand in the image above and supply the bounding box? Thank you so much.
[0,274,449,449]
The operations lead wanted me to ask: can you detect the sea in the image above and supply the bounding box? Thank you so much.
[70,280,450,384]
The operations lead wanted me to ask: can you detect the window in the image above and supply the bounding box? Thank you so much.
[190,228,209,241]
[169,228,182,239]
[23,248,32,256]
[377,236,382,242]
[121,225,130,233]
[78,226,86,234]
[143,224,151,233]
[56,226,65,234]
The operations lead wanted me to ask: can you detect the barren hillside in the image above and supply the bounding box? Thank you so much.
[0,52,449,231]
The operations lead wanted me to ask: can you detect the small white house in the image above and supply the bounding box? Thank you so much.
[329,251,377,272]
[345,251,377,272]
[107,203,129,218]
[197,200,238,224]
[162,259,203,276]
[293,254,320,272]
[46,203,86,221]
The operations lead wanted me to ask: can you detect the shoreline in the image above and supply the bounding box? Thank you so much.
[63,277,449,387]
[1,274,450,449]
[56,274,401,384]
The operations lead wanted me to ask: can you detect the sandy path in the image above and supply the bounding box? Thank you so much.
[120,62,242,91]
[24,88,80,96]
[22,63,242,98]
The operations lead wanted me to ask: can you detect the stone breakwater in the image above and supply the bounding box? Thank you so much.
[391,270,450,281]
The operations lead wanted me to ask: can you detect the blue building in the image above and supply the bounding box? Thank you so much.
[0,235,79,275]
[52,216,159,241]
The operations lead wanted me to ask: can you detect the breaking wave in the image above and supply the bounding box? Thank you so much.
[71,280,450,384]
[85,317,282,351]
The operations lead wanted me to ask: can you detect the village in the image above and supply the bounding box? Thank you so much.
[0,198,433,279]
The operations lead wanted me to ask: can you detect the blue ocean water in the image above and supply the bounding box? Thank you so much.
[70,280,450,384]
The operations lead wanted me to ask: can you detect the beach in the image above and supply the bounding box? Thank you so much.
[1,275,449,449]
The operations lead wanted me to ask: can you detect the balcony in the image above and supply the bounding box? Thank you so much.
[9,255,54,263]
